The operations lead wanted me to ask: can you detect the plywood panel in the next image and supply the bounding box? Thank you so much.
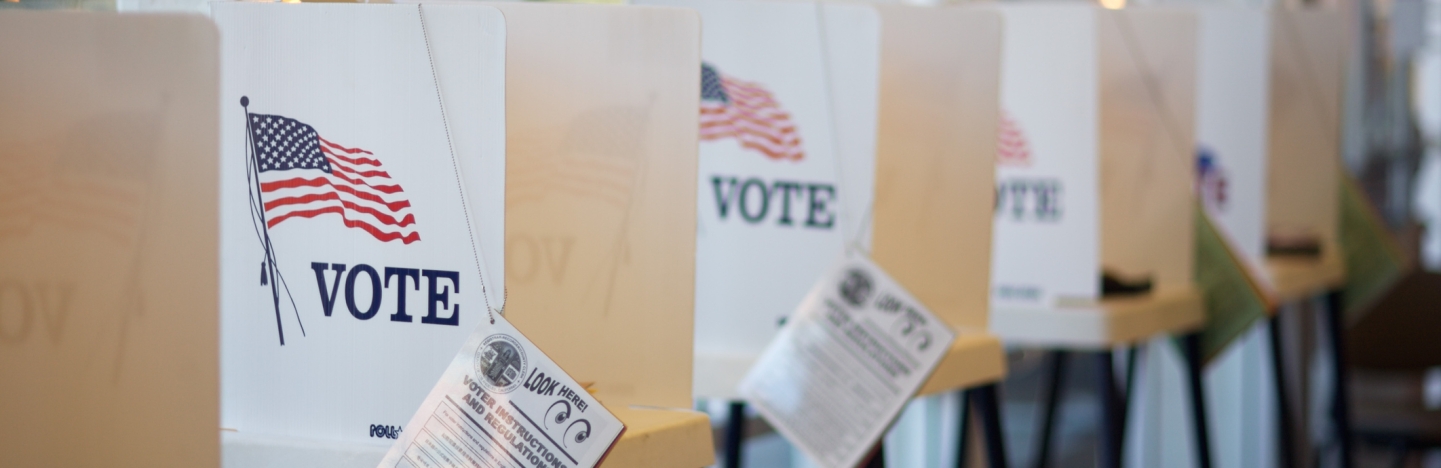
[0,12,219,467]
[1266,10,1344,247]
[499,3,700,410]
[872,6,1002,330]
[1098,9,1198,288]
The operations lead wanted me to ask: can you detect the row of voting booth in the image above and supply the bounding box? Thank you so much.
[0,1,1361,467]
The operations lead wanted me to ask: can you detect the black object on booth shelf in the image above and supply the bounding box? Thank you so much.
[1100,270,1153,297]
[1266,232,1322,257]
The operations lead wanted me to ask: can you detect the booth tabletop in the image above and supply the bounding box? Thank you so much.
[916,333,1007,396]
[600,405,714,468]
[990,286,1205,350]
[220,406,715,468]
[1266,243,1347,306]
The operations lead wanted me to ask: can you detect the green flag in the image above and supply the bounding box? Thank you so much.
[1339,176,1407,322]
[1192,206,1274,362]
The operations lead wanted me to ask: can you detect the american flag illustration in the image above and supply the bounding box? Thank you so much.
[1,116,157,246]
[247,113,420,244]
[997,110,1031,166]
[0,165,146,246]
[1196,147,1228,210]
[700,62,804,161]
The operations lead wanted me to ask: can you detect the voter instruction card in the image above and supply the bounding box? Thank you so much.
[378,313,624,468]
[739,253,956,468]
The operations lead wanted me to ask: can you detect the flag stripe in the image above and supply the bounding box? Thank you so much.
[0,176,145,245]
[700,129,800,156]
[267,206,419,244]
[259,176,401,196]
[265,171,412,211]
[701,115,800,143]
[702,107,800,135]
[323,155,393,178]
[325,152,382,167]
[264,192,416,227]
[318,136,375,156]
[997,111,1031,166]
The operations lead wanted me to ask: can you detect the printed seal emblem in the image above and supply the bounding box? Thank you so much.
[838,268,874,307]
[474,334,528,394]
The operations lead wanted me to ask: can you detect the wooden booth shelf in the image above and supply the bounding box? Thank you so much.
[601,406,714,467]
[990,286,1205,349]
[1265,244,1346,305]
[916,333,1007,396]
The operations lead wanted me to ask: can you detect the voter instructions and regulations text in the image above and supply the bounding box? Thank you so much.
[379,315,624,468]
[740,253,956,468]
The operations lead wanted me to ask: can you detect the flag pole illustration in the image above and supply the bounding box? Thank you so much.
[240,96,422,345]
[241,96,303,346]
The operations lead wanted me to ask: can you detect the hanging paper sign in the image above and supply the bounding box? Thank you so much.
[377,313,624,468]
[739,253,955,468]
[214,3,507,443]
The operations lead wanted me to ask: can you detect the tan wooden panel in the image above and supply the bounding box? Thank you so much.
[603,407,714,467]
[1098,9,1198,288]
[0,12,219,467]
[497,3,700,411]
[1266,240,1346,304]
[916,334,1007,395]
[1266,10,1344,246]
[871,6,1002,331]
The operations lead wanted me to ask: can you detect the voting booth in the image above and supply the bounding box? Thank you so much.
[0,11,221,467]
[867,6,1012,467]
[1190,6,1273,275]
[986,5,1205,348]
[1264,9,1348,300]
[1175,6,1278,358]
[628,0,880,401]
[983,6,1207,468]
[870,5,1007,397]
[496,4,714,467]
[719,7,1008,464]
[1262,9,1351,468]
[215,3,712,466]
[215,3,509,461]
[1115,7,1278,467]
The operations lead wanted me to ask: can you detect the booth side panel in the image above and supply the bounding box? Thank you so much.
[500,4,701,410]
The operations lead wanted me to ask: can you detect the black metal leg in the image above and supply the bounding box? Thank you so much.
[1121,346,1139,428]
[1388,439,1409,468]
[1124,346,1139,400]
[1032,351,1067,468]
[972,384,1010,468]
[1182,333,1214,468]
[958,390,973,468]
[1096,351,1124,468]
[863,440,886,468]
[1325,290,1355,468]
[1269,313,1297,468]
[724,401,745,468]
